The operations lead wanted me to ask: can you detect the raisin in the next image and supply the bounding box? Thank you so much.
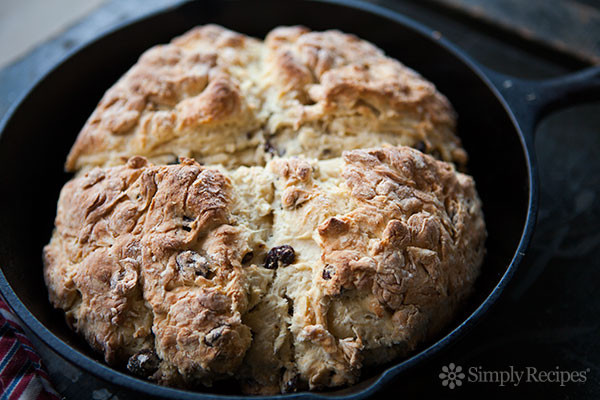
[127,349,160,378]
[182,216,194,232]
[241,251,254,265]
[282,373,299,393]
[176,251,210,278]
[284,295,294,316]
[264,139,276,155]
[414,140,426,153]
[264,245,296,269]
[322,264,335,280]
[204,325,226,347]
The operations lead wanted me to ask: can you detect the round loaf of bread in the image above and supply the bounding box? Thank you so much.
[44,25,486,395]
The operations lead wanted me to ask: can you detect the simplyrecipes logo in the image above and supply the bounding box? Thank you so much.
[439,364,590,389]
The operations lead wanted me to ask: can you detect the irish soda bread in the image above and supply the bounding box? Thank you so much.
[44,25,486,395]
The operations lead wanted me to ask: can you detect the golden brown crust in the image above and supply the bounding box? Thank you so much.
[44,157,263,385]
[66,25,263,171]
[66,25,466,173]
[262,27,466,164]
[259,147,484,390]
[332,147,484,327]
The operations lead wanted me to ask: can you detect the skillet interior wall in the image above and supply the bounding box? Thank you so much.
[0,0,530,393]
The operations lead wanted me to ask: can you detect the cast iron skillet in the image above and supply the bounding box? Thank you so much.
[0,0,599,398]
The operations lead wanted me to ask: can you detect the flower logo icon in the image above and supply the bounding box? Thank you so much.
[439,363,465,389]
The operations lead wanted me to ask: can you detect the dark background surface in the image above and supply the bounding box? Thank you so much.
[0,0,598,399]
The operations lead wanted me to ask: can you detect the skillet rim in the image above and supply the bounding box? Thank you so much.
[0,0,538,398]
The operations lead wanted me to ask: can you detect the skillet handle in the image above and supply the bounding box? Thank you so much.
[480,65,600,141]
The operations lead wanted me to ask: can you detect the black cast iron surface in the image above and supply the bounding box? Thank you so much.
[0,1,598,399]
